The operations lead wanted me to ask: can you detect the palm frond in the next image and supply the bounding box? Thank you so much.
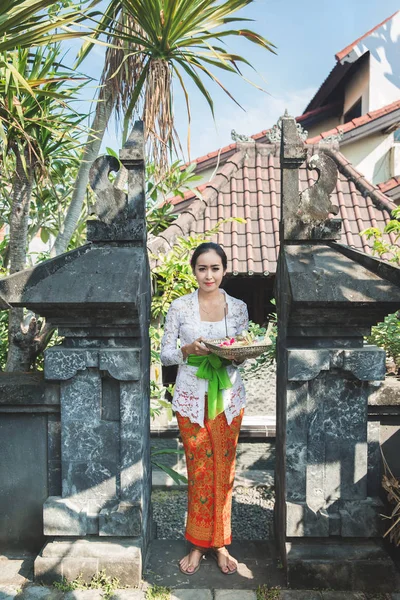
[0,0,101,52]
[86,0,276,173]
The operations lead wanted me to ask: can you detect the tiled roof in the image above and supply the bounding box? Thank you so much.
[306,99,400,145]
[378,176,400,194]
[183,99,400,173]
[335,11,399,62]
[149,143,397,275]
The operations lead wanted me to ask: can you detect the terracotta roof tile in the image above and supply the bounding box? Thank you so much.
[378,176,400,193]
[183,99,400,175]
[335,11,398,62]
[306,99,400,145]
[149,145,396,275]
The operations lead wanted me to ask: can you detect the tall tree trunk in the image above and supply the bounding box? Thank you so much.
[51,85,115,256]
[6,146,35,371]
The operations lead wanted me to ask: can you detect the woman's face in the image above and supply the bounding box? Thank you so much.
[193,249,226,293]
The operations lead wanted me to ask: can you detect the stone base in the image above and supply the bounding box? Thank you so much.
[286,539,399,592]
[34,537,144,586]
[43,497,143,537]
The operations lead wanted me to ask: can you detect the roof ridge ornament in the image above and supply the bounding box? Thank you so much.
[279,112,341,241]
[266,114,308,144]
[231,129,254,142]
[320,129,344,144]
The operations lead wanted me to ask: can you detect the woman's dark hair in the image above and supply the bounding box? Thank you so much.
[190,242,228,271]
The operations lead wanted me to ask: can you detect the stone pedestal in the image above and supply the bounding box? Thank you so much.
[274,113,400,592]
[34,538,143,586]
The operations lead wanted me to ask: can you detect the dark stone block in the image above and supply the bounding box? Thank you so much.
[48,415,61,461]
[98,349,141,381]
[0,414,47,553]
[43,496,87,536]
[62,420,119,462]
[34,557,64,585]
[46,349,88,381]
[101,377,120,421]
[288,558,351,591]
[59,558,99,583]
[99,502,142,536]
[47,461,61,497]
[62,459,117,500]
[60,370,101,420]
[86,219,145,242]
[367,421,381,497]
[0,373,46,406]
[286,541,397,592]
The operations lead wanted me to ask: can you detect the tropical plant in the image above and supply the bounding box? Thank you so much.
[361,206,400,373]
[146,160,201,236]
[367,312,400,373]
[0,44,89,370]
[361,205,400,266]
[51,0,276,255]
[0,0,99,53]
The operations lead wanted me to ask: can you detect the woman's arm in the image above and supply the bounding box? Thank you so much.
[160,302,210,365]
[160,303,186,366]
[237,301,249,334]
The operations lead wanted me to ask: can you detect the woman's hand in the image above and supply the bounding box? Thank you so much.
[182,337,210,358]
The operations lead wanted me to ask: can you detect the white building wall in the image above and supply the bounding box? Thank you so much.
[342,132,394,184]
[306,117,341,139]
[343,56,370,116]
[341,12,400,113]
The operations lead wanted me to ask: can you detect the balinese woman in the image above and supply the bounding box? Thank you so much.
[160,242,248,575]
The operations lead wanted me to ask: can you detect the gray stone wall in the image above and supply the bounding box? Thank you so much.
[0,374,60,553]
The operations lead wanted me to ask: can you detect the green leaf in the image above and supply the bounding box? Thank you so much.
[151,461,188,485]
[40,228,50,244]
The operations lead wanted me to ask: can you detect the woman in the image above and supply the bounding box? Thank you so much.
[160,242,248,576]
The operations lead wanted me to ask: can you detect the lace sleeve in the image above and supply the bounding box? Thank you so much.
[160,302,185,366]
[236,301,249,334]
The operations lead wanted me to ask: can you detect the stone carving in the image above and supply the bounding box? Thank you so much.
[266,113,308,144]
[89,155,127,224]
[298,153,339,223]
[231,129,253,142]
[279,113,341,240]
[321,129,344,144]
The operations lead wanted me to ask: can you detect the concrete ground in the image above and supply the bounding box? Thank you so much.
[1,540,400,600]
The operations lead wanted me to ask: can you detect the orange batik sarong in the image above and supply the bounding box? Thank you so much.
[176,405,244,548]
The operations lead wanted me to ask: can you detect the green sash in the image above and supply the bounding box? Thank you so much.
[187,354,232,420]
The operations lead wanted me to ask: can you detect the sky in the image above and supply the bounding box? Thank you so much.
[68,0,400,162]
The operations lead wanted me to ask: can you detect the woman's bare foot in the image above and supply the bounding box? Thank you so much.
[212,546,238,574]
[179,547,204,575]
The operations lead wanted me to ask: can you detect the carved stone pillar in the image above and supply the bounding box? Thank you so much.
[0,122,152,585]
[275,113,400,592]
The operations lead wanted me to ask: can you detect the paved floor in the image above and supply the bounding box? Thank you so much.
[1,584,400,599]
[1,540,400,599]
[145,540,285,590]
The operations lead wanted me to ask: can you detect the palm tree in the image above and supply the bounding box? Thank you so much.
[0,44,90,370]
[0,0,99,52]
[51,0,276,256]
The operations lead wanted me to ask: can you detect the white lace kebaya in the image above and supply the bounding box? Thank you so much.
[160,289,249,427]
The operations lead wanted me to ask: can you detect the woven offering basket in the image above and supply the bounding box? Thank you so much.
[203,339,270,360]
